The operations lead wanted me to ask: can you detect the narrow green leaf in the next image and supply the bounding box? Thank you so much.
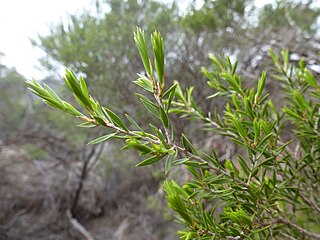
[238,156,250,177]
[77,122,97,128]
[134,27,152,77]
[133,75,153,93]
[43,84,64,106]
[256,71,266,98]
[256,133,273,148]
[269,49,281,68]
[209,177,233,185]
[172,158,189,166]
[165,151,176,176]
[93,116,107,126]
[282,107,303,120]
[64,102,83,116]
[186,165,200,180]
[181,133,198,155]
[136,154,165,167]
[160,106,169,128]
[105,108,129,132]
[88,133,117,145]
[79,76,89,97]
[256,157,275,168]
[43,99,62,109]
[137,94,160,119]
[163,83,178,98]
[125,114,143,131]
[151,31,165,89]
[166,88,176,111]
[304,69,318,88]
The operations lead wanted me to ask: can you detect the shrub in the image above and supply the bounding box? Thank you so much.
[27,28,320,239]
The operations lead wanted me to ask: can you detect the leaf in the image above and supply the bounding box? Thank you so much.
[238,156,250,177]
[166,88,176,111]
[209,177,233,185]
[43,100,62,109]
[256,157,275,168]
[105,108,129,131]
[269,49,281,68]
[149,124,168,147]
[64,102,83,116]
[133,75,153,93]
[87,133,117,145]
[181,133,198,155]
[304,69,318,88]
[43,84,64,106]
[124,139,152,154]
[77,122,97,128]
[256,133,273,148]
[125,114,143,131]
[160,106,169,128]
[151,31,165,89]
[136,154,165,167]
[64,69,92,110]
[256,71,266,98]
[136,94,160,119]
[93,116,107,126]
[134,27,152,77]
[79,76,89,97]
[186,165,200,180]
[163,83,178,98]
[165,152,176,176]
[207,91,221,99]
[172,158,189,166]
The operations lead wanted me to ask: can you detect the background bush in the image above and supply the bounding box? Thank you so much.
[27,28,320,239]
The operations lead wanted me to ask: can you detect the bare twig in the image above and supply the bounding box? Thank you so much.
[299,192,320,213]
[0,209,27,230]
[227,236,241,240]
[71,147,96,215]
[66,209,94,240]
[280,232,298,240]
[278,217,320,239]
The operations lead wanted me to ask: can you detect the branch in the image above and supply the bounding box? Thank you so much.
[71,147,95,215]
[280,232,298,240]
[66,209,94,240]
[299,192,320,213]
[279,217,320,240]
[174,144,250,189]
[0,209,27,231]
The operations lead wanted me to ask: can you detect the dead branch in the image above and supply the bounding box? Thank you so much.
[66,209,94,240]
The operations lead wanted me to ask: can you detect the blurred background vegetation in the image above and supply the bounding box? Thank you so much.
[0,0,319,239]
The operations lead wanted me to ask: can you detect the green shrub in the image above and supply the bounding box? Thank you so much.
[27,28,320,239]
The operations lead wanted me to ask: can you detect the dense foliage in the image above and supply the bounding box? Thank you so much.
[27,28,320,239]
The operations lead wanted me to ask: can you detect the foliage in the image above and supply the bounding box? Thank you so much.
[259,0,320,32]
[27,27,320,239]
[0,63,27,136]
[181,0,251,32]
[32,0,178,107]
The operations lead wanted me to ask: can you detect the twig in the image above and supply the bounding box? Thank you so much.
[280,232,298,240]
[174,144,250,189]
[299,192,320,213]
[66,209,94,240]
[278,217,320,239]
[227,236,240,240]
[71,147,95,215]
[0,209,27,230]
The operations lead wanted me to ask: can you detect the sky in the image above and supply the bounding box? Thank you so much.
[0,0,273,80]
[0,0,94,79]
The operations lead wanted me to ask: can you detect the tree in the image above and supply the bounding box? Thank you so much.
[27,27,320,239]
[32,0,178,108]
[0,59,27,138]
